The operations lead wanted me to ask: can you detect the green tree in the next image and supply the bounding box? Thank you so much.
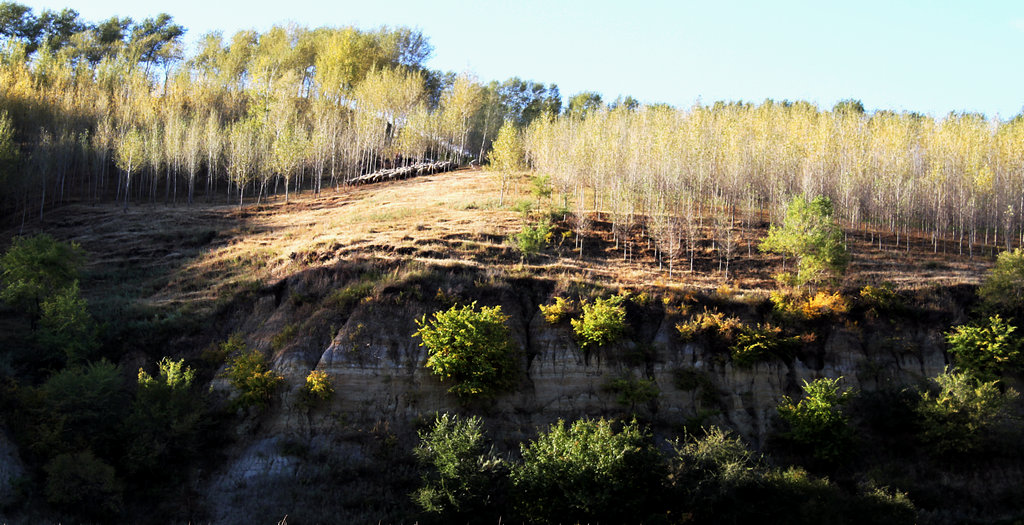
[571,293,628,351]
[760,195,850,287]
[114,127,145,210]
[128,13,185,71]
[44,450,123,520]
[414,302,517,399]
[945,315,1021,380]
[0,110,18,190]
[0,2,41,50]
[487,120,524,205]
[833,99,865,115]
[609,95,640,111]
[916,368,1018,455]
[565,91,603,119]
[667,426,760,518]
[977,248,1024,323]
[35,7,86,52]
[36,280,98,365]
[413,413,508,523]
[511,418,664,524]
[40,360,129,458]
[0,233,85,323]
[777,377,853,463]
[494,77,559,126]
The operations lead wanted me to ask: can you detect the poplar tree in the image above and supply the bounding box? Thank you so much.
[113,127,144,210]
[488,120,524,205]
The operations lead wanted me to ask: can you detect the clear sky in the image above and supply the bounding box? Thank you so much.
[20,0,1024,118]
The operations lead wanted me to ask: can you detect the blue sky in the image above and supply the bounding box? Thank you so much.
[22,0,1024,118]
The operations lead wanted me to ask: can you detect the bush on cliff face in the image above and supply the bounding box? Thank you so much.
[978,248,1024,323]
[414,302,517,398]
[225,346,284,410]
[539,296,575,324]
[945,315,1022,380]
[298,370,334,408]
[730,323,799,367]
[571,293,628,351]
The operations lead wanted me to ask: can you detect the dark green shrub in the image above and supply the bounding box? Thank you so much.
[529,173,553,201]
[668,426,760,511]
[512,218,551,260]
[978,248,1024,322]
[36,280,98,364]
[0,233,85,321]
[673,367,720,405]
[777,377,853,463]
[511,418,664,524]
[571,293,627,350]
[945,315,1021,380]
[271,323,299,351]
[603,373,659,407]
[916,368,1018,455]
[667,427,916,525]
[40,360,129,457]
[511,199,534,217]
[326,274,379,311]
[44,450,123,520]
[753,467,915,525]
[225,347,284,410]
[413,413,508,523]
[415,302,517,399]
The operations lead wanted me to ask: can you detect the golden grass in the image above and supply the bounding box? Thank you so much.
[2,167,998,317]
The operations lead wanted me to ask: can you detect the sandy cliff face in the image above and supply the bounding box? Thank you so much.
[202,273,951,523]
[306,299,948,443]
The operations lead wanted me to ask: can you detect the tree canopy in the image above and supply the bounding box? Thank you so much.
[760,195,850,287]
[0,233,85,319]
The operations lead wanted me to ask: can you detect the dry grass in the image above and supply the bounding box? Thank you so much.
[1,167,997,318]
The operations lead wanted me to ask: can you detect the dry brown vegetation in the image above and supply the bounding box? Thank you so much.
[2,167,996,320]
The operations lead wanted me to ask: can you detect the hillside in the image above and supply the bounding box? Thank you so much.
[5,168,1023,524]
[14,166,991,313]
